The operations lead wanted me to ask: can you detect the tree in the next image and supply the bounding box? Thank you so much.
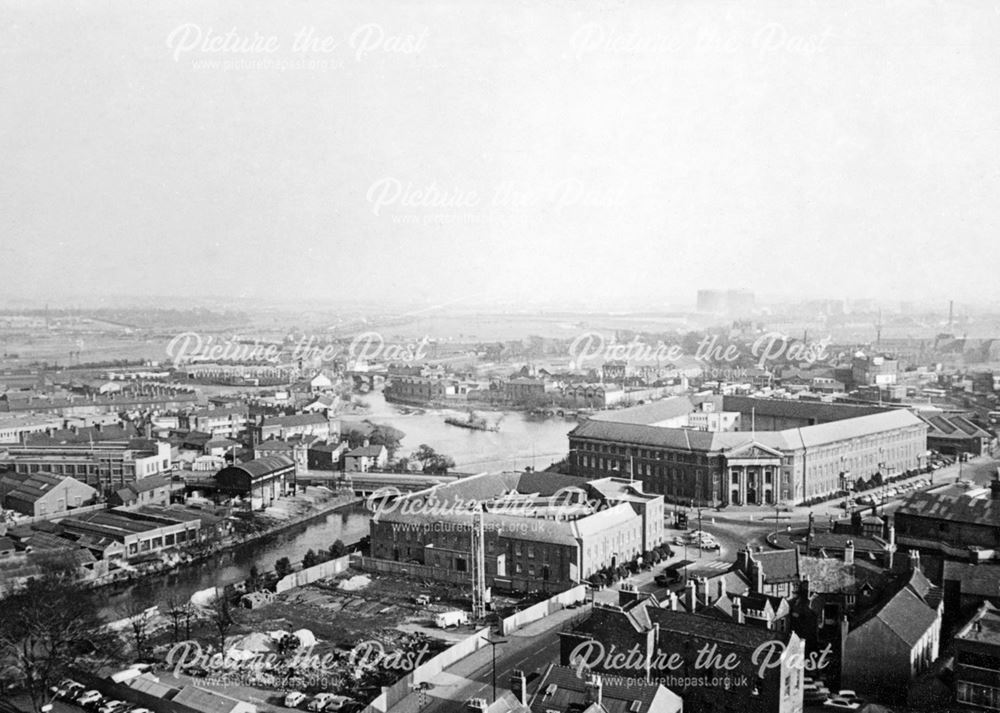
[275,557,293,579]
[302,549,319,569]
[247,565,260,593]
[164,594,196,645]
[120,599,153,661]
[0,562,123,711]
[210,592,235,653]
[329,539,348,558]
[412,444,456,474]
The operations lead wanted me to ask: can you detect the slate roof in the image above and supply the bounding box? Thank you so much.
[221,455,295,479]
[256,439,293,451]
[262,413,328,428]
[345,445,386,458]
[753,549,800,583]
[529,664,668,713]
[4,471,68,503]
[896,490,1000,526]
[919,413,992,440]
[943,561,1000,598]
[590,396,695,425]
[646,607,789,651]
[851,568,940,647]
[571,407,925,453]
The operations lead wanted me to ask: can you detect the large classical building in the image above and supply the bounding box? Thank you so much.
[368,471,665,591]
[568,396,928,506]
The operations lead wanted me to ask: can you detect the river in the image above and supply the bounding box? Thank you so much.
[342,391,576,473]
[99,395,575,618]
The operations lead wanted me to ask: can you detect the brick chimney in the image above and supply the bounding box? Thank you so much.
[511,669,527,707]
[699,577,710,607]
[717,578,727,602]
[731,595,744,624]
[751,560,764,593]
[909,549,921,572]
[584,675,603,707]
[685,579,697,611]
[465,698,488,712]
[844,540,855,565]
[618,582,640,607]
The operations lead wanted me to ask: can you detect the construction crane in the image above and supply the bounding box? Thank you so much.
[470,503,488,620]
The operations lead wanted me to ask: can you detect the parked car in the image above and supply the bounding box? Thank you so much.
[325,696,358,711]
[98,701,129,713]
[308,694,337,711]
[284,692,308,708]
[414,595,431,606]
[824,697,861,711]
[837,690,859,700]
[50,679,85,700]
[76,691,104,708]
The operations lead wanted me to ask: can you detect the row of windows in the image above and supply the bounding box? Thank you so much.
[574,442,710,464]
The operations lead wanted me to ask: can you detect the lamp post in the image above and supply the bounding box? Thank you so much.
[481,634,508,704]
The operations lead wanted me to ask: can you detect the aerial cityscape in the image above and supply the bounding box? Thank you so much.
[3,2,1000,713]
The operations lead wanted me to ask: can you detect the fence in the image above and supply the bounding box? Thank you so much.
[361,625,492,713]
[355,555,473,585]
[499,584,587,636]
[275,554,352,593]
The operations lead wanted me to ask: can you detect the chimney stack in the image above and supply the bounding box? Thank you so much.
[465,699,488,712]
[752,561,764,593]
[585,675,603,707]
[732,595,744,625]
[717,578,727,602]
[990,470,1000,501]
[685,579,697,611]
[700,577,710,607]
[800,575,810,599]
[844,540,855,565]
[909,549,921,572]
[668,591,679,611]
[511,669,527,707]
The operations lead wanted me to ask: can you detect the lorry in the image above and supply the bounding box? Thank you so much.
[435,610,470,628]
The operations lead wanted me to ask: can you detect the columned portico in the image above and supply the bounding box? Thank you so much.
[724,442,784,506]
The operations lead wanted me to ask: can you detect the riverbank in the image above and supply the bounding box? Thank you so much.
[86,491,364,594]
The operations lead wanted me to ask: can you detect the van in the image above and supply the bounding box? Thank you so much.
[435,610,469,628]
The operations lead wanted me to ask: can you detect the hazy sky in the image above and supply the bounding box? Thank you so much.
[2,0,998,310]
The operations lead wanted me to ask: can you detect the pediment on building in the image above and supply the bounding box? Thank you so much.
[725,441,784,461]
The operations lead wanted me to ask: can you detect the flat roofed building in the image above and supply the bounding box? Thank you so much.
[58,507,201,561]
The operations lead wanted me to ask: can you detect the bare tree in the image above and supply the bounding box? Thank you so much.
[119,599,153,660]
[0,556,123,711]
[210,590,236,652]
